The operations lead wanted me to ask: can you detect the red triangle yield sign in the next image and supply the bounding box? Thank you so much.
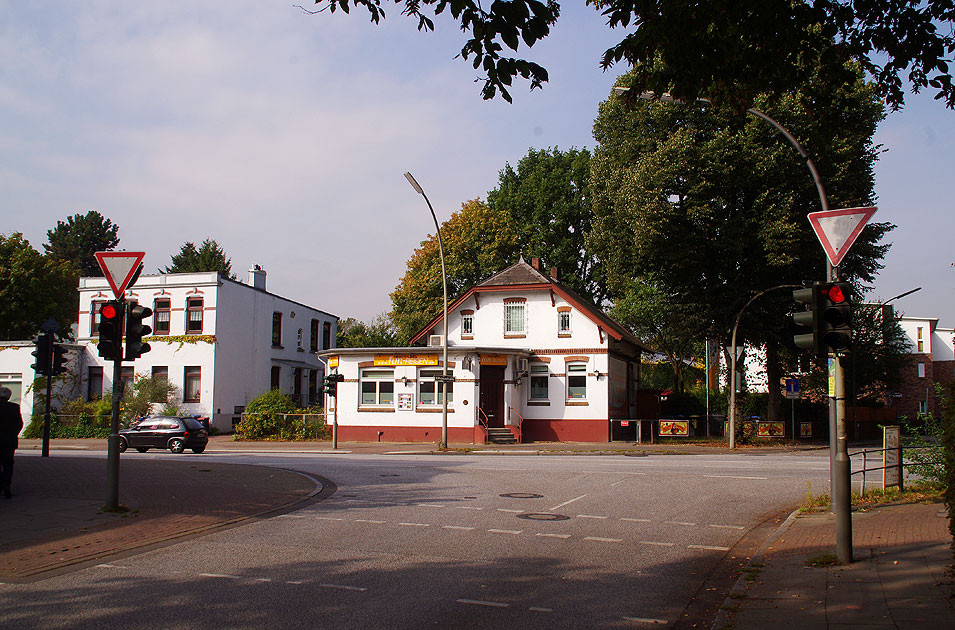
[807,207,877,268]
[94,251,145,299]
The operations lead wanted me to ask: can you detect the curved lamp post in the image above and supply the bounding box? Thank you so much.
[404,172,449,449]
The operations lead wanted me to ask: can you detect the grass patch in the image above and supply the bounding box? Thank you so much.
[740,563,763,582]
[806,553,839,567]
[852,481,945,508]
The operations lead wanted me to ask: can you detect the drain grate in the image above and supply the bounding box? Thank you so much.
[499,492,543,499]
[516,513,570,521]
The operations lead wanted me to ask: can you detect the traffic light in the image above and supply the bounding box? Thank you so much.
[31,334,51,376]
[792,282,823,355]
[124,303,153,360]
[821,282,852,352]
[323,373,344,397]
[97,300,124,360]
[51,344,69,376]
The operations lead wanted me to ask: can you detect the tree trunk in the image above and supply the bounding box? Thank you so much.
[766,339,783,421]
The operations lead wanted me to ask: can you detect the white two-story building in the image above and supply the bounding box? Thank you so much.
[318,259,650,443]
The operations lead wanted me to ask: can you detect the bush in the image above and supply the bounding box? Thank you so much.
[942,382,955,548]
[23,398,112,439]
[234,390,328,441]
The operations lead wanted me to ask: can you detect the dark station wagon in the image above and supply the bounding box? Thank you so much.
[118,416,209,454]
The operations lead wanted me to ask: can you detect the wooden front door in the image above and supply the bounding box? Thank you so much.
[479,365,505,428]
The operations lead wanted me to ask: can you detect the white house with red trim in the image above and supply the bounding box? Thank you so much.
[317,259,650,443]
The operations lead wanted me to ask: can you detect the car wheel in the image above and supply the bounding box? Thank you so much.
[168,438,185,454]
[191,446,206,454]
[136,447,149,453]
[117,437,128,453]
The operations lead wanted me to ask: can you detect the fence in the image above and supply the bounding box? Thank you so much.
[848,444,940,495]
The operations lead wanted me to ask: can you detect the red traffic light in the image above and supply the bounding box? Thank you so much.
[823,284,847,303]
[102,303,117,319]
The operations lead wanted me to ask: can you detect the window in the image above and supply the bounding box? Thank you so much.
[418,369,453,405]
[297,328,303,350]
[918,400,927,414]
[271,366,281,390]
[566,363,587,400]
[184,367,201,402]
[917,327,924,352]
[558,308,572,336]
[153,299,171,335]
[310,319,319,352]
[461,311,474,338]
[530,364,549,400]
[308,370,318,405]
[91,301,105,337]
[918,362,926,378]
[150,366,168,402]
[186,298,204,334]
[361,369,394,406]
[88,366,103,400]
[505,302,525,335]
[322,321,332,350]
[272,312,282,347]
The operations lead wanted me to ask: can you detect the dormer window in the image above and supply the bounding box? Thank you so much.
[461,310,474,340]
[558,306,572,337]
[504,298,526,337]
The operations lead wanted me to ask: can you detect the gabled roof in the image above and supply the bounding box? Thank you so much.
[408,259,651,352]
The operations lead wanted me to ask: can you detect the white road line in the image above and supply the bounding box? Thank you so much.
[255,578,271,583]
[585,537,623,543]
[688,545,731,551]
[488,529,522,535]
[621,518,652,523]
[315,517,345,521]
[417,503,445,508]
[278,514,306,518]
[443,525,475,531]
[529,607,554,613]
[581,470,646,475]
[455,506,483,510]
[663,521,696,526]
[95,564,126,569]
[622,616,668,624]
[199,573,241,579]
[577,514,608,519]
[611,479,630,486]
[703,475,768,480]
[639,541,675,547]
[497,508,524,513]
[354,519,386,524]
[550,494,587,511]
[457,599,510,608]
[398,522,431,527]
[709,524,746,530]
[319,583,367,592]
[536,533,571,539]
[287,581,303,585]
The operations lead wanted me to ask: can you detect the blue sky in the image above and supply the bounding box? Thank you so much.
[2,2,952,327]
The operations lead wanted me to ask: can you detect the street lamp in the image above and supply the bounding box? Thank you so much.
[404,172,449,449]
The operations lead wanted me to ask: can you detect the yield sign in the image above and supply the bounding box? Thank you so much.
[808,206,877,267]
[94,251,145,299]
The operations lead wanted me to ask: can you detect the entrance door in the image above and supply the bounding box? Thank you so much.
[479,365,505,428]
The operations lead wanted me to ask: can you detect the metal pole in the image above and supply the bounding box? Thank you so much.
[105,322,124,511]
[333,392,338,450]
[41,333,53,457]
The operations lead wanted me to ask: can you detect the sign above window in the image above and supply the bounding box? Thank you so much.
[374,355,439,367]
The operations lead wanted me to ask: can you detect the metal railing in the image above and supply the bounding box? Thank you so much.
[507,407,524,443]
[477,408,490,442]
[848,444,939,495]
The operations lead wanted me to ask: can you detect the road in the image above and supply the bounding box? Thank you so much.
[1,450,831,629]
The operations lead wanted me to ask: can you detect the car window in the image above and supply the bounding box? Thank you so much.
[182,418,204,430]
[161,420,180,430]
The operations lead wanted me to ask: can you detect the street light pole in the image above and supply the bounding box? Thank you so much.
[404,172,449,449]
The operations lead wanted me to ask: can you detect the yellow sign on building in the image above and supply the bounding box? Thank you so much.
[374,355,439,367]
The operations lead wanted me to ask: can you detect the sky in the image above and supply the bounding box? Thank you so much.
[2,2,953,328]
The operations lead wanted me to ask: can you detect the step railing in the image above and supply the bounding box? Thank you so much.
[507,407,524,443]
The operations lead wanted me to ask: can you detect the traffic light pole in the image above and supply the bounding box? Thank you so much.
[41,337,53,458]
[105,301,125,512]
[828,263,853,564]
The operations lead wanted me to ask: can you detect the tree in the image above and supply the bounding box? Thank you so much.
[308,1,955,110]
[587,62,892,419]
[487,147,606,304]
[337,314,402,348]
[390,199,521,343]
[0,233,78,339]
[164,239,236,279]
[43,210,120,277]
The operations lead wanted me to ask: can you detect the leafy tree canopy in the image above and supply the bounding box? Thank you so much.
[390,199,521,343]
[308,0,955,110]
[487,147,606,304]
[163,239,236,279]
[0,233,78,339]
[43,210,119,277]
[337,314,402,348]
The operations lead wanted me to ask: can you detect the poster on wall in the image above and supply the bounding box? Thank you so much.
[659,420,689,436]
[397,394,414,411]
[757,421,785,438]
[800,422,813,438]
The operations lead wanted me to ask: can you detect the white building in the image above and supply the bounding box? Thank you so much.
[2,266,337,434]
[894,315,955,417]
[318,259,650,443]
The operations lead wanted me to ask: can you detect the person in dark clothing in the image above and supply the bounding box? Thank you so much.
[0,386,23,499]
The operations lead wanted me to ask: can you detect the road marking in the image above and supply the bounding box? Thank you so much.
[622,616,668,624]
[287,580,303,585]
[278,514,305,518]
[585,537,623,543]
[417,503,445,508]
[577,514,608,519]
[639,541,675,547]
[95,564,127,569]
[529,607,554,613]
[611,479,630,486]
[581,470,646,475]
[319,583,367,592]
[443,525,475,531]
[709,524,746,530]
[663,521,696,527]
[688,545,731,551]
[315,516,345,521]
[255,578,271,582]
[455,506,483,510]
[354,519,386,524]
[703,475,768,480]
[199,573,241,579]
[488,529,522,535]
[398,522,431,527]
[497,508,524,513]
[536,533,571,539]
[550,494,587,511]
[621,518,651,523]
[457,599,509,608]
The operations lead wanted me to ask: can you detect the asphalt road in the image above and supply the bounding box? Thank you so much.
[1,450,832,629]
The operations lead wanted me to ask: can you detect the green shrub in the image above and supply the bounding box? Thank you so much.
[234,390,327,441]
[942,382,955,549]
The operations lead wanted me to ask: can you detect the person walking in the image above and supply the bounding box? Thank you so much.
[0,386,23,499]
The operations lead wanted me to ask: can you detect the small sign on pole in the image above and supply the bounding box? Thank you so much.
[785,378,800,400]
[883,425,902,489]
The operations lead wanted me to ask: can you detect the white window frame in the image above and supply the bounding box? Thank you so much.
[461,313,473,337]
[418,369,453,406]
[360,369,395,407]
[566,363,587,400]
[529,364,549,401]
[504,303,525,334]
[917,362,925,378]
[558,310,571,335]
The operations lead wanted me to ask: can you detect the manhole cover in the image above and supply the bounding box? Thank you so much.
[517,513,570,521]
[499,492,543,499]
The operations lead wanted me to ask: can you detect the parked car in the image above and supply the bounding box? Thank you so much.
[118,416,209,454]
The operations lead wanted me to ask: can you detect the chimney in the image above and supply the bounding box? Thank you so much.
[550,267,558,281]
[249,264,266,291]
[531,257,541,271]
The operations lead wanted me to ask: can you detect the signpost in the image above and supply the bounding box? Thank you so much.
[883,425,902,490]
[785,378,800,443]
